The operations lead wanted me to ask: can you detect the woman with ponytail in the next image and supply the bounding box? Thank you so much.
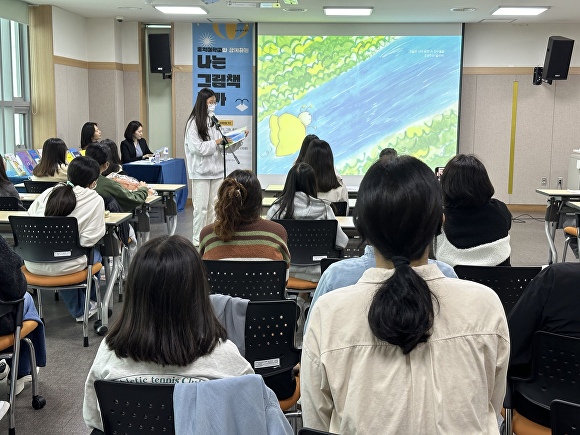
[301,156,509,434]
[199,169,290,266]
[27,157,106,321]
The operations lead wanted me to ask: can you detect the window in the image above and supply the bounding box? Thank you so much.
[0,18,30,155]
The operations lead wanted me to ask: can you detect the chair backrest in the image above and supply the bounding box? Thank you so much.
[331,201,348,216]
[9,216,87,263]
[273,219,342,266]
[298,429,337,435]
[204,259,287,301]
[453,265,541,314]
[0,196,20,211]
[551,399,580,435]
[94,380,175,435]
[0,298,24,337]
[245,300,301,378]
[23,180,57,193]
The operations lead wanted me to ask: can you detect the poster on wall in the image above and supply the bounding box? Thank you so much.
[192,23,254,174]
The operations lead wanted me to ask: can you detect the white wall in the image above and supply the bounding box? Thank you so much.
[174,22,192,65]
[121,21,139,64]
[52,7,87,60]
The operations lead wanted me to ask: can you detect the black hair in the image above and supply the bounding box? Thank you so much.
[32,138,68,177]
[440,154,495,208]
[80,122,98,150]
[45,156,100,216]
[85,143,110,167]
[185,88,216,142]
[270,162,317,219]
[379,147,398,161]
[295,134,319,164]
[302,139,341,193]
[123,121,143,142]
[106,235,227,366]
[0,156,10,185]
[214,170,262,241]
[353,156,442,354]
[100,139,122,175]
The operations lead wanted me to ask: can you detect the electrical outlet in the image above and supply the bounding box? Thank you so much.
[541,177,547,186]
[557,177,563,189]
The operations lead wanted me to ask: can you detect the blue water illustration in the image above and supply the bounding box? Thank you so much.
[257,35,462,174]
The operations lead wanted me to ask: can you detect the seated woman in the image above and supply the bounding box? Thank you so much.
[266,163,348,282]
[100,139,140,191]
[31,138,68,182]
[0,235,46,396]
[27,157,105,321]
[80,122,101,150]
[199,169,290,267]
[303,139,348,203]
[0,157,25,210]
[84,143,151,213]
[83,235,253,432]
[301,156,509,434]
[294,134,319,164]
[120,120,154,163]
[434,153,512,267]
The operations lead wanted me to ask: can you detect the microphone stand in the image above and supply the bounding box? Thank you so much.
[211,115,240,180]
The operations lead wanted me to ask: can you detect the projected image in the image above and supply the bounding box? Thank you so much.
[257,35,462,176]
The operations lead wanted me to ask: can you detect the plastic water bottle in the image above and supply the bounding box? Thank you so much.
[154,151,160,164]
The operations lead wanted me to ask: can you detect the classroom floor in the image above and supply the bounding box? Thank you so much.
[0,206,572,434]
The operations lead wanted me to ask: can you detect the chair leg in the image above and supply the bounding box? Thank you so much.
[54,290,59,301]
[23,337,46,410]
[504,408,513,435]
[563,237,570,262]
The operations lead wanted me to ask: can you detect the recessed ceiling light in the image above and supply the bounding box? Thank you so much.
[323,6,373,16]
[450,7,476,12]
[283,7,307,12]
[492,6,549,16]
[154,6,207,14]
[117,6,142,10]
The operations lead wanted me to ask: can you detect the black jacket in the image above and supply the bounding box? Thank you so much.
[120,138,153,163]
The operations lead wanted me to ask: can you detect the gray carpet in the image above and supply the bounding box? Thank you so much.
[0,207,571,434]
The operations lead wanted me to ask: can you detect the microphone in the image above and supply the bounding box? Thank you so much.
[210,115,221,128]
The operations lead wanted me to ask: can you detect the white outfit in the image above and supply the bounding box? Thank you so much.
[31,163,68,182]
[83,338,254,431]
[266,191,348,281]
[317,174,348,203]
[184,117,242,246]
[301,264,510,435]
[26,185,105,275]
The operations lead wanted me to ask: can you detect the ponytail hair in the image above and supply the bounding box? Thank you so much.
[214,170,262,241]
[45,182,76,216]
[353,156,442,354]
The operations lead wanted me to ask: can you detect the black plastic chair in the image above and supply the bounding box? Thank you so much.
[320,257,342,275]
[0,298,46,433]
[0,196,20,211]
[299,429,338,435]
[92,380,175,435]
[504,332,580,434]
[204,259,287,300]
[245,300,301,409]
[9,216,102,347]
[331,201,348,216]
[272,219,343,267]
[551,399,580,435]
[453,265,541,314]
[23,180,57,193]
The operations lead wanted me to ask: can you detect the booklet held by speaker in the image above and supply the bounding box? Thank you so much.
[223,127,247,151]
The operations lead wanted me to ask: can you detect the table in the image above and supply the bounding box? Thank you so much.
[262,196,356,210]
[20,193,39,209]
[264,184,359,194]
[536,189,580,263]
[122,159,188,211]
[148,184,187,235]
[132,195,162,244]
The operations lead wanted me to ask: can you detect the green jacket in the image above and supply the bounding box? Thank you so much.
[94,174,148,212]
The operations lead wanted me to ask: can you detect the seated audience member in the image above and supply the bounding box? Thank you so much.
[0,157,25,210]
[267,163,348,282]
[31,138,68,182]
[83,235,253,432]
[27,157,105,321]
[0,236,46,396]
[301,156,509,434]
[84,143,151,212]
[303,139,348,203]
[199,170,290,267]
[80,122,101,150]
[294,134,319,164]
[120,120,154,163]
[434,154,512,267]
[100,139,140,191]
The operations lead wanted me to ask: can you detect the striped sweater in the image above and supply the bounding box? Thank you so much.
[199,219,290,267]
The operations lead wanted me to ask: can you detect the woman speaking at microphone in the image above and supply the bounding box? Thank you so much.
[184,88,245,247]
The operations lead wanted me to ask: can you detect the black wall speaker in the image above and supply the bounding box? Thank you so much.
[542,36,574,82]
[148,34,171,74]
